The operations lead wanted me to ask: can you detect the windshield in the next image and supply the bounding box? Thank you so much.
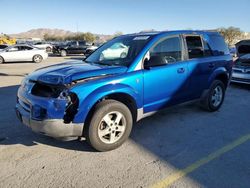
[85,35,152,67]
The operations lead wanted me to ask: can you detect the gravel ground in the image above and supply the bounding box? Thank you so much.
[0,56,250,188]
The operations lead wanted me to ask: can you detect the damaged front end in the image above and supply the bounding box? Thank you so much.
[31,81,79,123]
[15,62,127,139]
[15,76,83,139]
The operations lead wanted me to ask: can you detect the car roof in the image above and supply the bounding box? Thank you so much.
[11,44,34,48]
[124,30,220,37]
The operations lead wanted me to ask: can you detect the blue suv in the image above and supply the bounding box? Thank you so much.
[16,31,232,151]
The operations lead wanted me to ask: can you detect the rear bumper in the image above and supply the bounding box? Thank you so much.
[231,72,250,84]
[15,103,84,139]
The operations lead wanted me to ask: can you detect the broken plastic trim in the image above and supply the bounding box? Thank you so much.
[63,92,79,124]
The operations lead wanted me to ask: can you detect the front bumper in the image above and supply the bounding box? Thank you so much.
[15,85,84,139]
[16,103,84,139]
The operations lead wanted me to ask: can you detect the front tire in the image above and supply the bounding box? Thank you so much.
[60,50,67,57]
[46,47,52,53]
[200,80,225,112]
[85,100,133,151]
[33,55,43,63]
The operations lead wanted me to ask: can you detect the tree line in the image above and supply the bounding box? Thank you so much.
[217,27,244,46]
[43,27,246,46]
[44,32,96,42]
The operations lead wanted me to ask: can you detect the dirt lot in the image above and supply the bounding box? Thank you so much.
[0,56,250,188]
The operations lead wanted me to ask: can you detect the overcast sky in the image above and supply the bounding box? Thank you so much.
[1,0,249,34]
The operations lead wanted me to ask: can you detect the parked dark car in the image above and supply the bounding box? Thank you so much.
[231,40,250,84]
[52,41,91,56]
[16,31,232,151]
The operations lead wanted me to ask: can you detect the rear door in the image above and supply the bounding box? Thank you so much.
[183,35,214,98]
[143,35,189,113]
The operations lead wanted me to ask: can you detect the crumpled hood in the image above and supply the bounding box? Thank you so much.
[27,61,128,85]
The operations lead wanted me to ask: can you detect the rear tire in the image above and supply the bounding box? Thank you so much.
[0,56,4,64]
[60,50,67,57]
[85,100,133,151]
[46,47,52,53]
[200,80,225,112]
[33,55,43,63]
[120,52,127,58]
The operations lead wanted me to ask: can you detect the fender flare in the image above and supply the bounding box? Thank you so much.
[73,83,141,123]
[208,67,229,87]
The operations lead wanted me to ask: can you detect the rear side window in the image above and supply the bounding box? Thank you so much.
[203,41,213,57]
[186,36,203,59]
[209,35,229,56]
[185,36,213,59]
[19,46,33,51]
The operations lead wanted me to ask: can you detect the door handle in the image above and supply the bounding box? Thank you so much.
[209,63,215,68]
[177,67,185,73]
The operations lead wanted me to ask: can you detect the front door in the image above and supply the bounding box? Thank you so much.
[143,36,189,113]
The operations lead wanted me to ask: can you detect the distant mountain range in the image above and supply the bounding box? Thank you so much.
[9,28,111,42]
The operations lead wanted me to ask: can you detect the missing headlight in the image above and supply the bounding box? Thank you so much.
[31,82,66,98]
[63,92,79,123]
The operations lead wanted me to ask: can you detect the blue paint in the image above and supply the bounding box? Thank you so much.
[16,31,232,126]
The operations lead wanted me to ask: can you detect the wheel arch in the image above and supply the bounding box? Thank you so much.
[214,73,229,87]
[33,54,43,61]
[84,92,138,127]
[60,48,67,52]
[72,83,141,127]
[209,67,229,88]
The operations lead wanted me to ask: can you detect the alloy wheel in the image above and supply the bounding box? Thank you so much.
[97,111,126,144]
[211,85,223,107]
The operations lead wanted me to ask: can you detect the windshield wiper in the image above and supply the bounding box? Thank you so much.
[96,61,113,66]
[84,60,112,66]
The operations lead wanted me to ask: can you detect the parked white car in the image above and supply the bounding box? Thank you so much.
[33,41,53,52]
[100,43,128,60]
[0,44,48,63]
